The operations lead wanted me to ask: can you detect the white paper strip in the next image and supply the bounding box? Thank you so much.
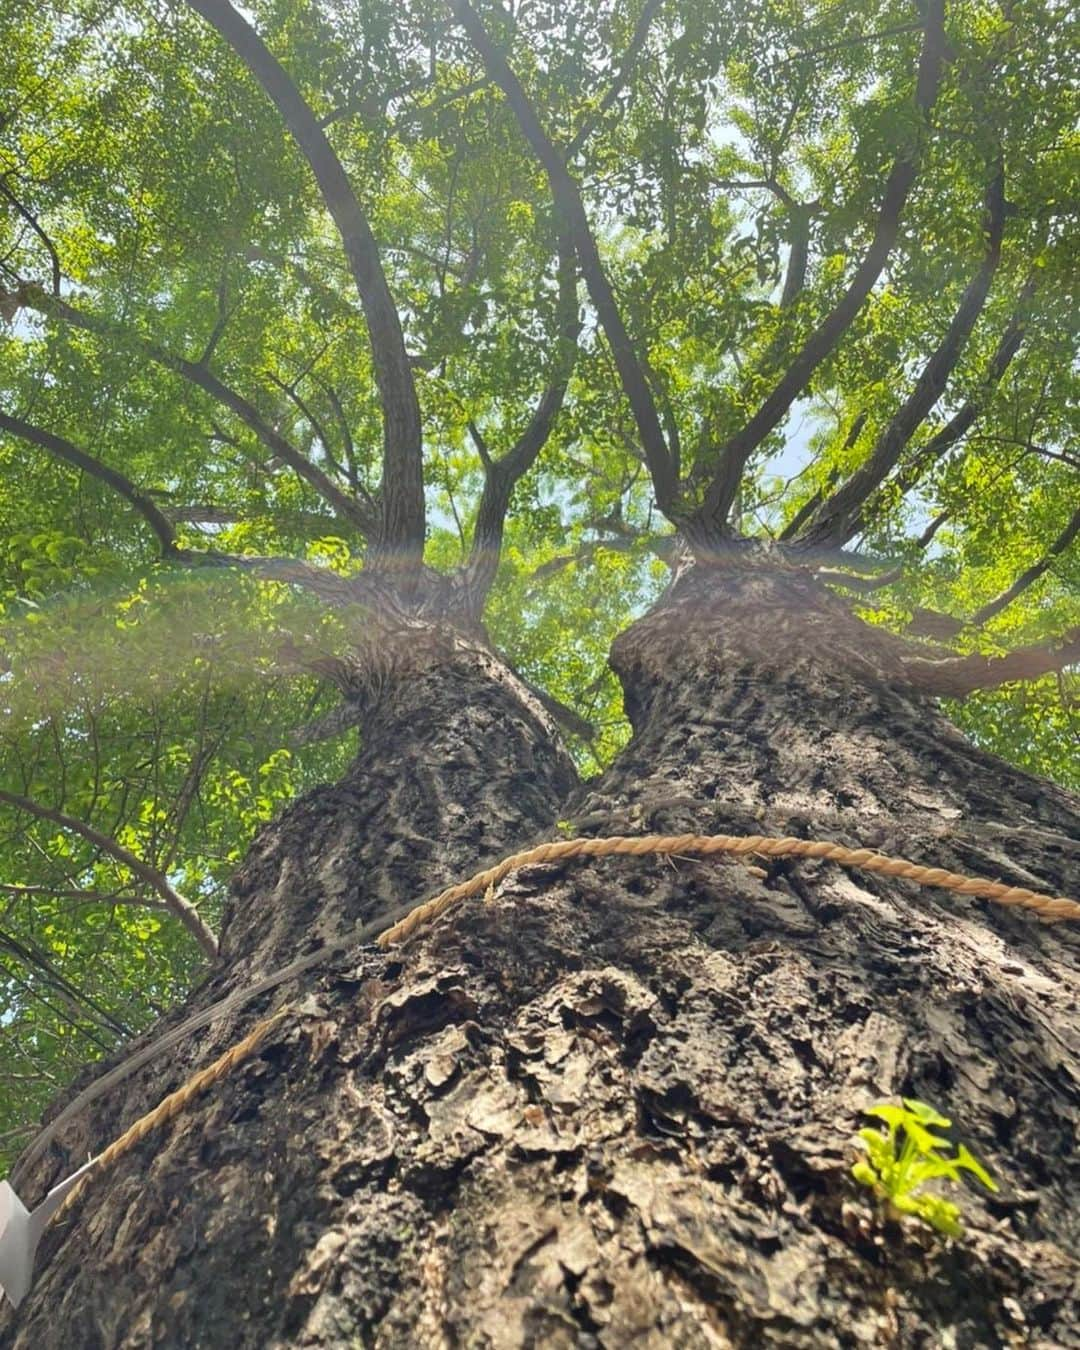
[0,1160,96,1308]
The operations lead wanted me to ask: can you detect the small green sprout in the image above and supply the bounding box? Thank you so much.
[852,1098,998,1238]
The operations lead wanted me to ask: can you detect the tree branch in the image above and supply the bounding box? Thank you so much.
[187,0,425,567]
[315,380,363,491]
[708,180,821,313]
[0,927,128,1041]
[0,409,179,555]
[779,21,924,68]
[564,0,664,158]
[916,507,952,550]
[199,268,232,366]
[0,789,218,958]
[180,549,370,608]
[689,0,948,539]
[778,411,867,541]
[858,281,1035,517]
[449,0,680,518]
[779,200,814,308]
[799,167,1008,547]
[467,420,494,472]
[969,503,1080,626]
[245,246,359,321]
[461,231,581,613]
[1,408,376,611]
[906,606,965,641]
[513,673,595,742]
[814,564,903,593]
[903,625,1080,698]
[0,178,61,297]
[15,286,378,535]
[0,883,171,910]
[264,369,374,506]
[163,503,339,533]
[893,447,1073,642]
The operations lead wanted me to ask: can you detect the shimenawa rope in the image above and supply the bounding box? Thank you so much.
[41,831,1080,1235]
[379,831,1080,943]
[53,1008,289,1223]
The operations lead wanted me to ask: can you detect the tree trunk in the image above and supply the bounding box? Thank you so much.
[5,569,1080,1348]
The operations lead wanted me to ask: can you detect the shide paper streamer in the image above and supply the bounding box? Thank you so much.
[0,1160,96,1308]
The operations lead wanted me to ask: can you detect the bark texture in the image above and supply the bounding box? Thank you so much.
[218,627,578,984]
[5,565,1080,1349]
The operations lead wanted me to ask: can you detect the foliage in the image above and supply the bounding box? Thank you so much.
[852,1098,999,1238]
[0,0,1075,1161]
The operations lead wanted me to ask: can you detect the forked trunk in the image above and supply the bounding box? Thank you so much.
[5,568,1079,1348]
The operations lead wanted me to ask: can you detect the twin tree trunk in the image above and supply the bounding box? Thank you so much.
[6,563,1080,1348]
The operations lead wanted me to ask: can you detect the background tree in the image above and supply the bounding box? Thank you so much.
[0,0,1078,1342]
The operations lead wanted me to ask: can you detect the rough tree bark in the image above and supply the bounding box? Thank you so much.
[4,563,1080,1349]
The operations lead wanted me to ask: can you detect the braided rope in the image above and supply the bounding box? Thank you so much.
[377,832,1080,946]
[53,1006,289,1223]
[42,831,1078,1240]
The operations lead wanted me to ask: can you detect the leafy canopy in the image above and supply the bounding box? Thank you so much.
[0,0,1076,1154]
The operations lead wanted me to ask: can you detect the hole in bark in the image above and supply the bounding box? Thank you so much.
[331,1155,396,1196]
[399,1148,477,1214]
[653,974,690,1017]
[768,1138,828,1203]
[622,1016,657,1067]
[704,1160,741,1185]
[560,1264,606,1341]
[636,1082,703,1140]
[597,1187,629,1220]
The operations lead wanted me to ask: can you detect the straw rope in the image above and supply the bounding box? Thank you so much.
[378,831,1080,945]
[42,830,1078,1239]
[53,1007,290,1223]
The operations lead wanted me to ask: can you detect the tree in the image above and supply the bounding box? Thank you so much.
[1,0,1078,1342]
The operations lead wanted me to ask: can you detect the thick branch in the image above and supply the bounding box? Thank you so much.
[917,508,952,549]
[449,0,680,518]
[859,284,1034,521]
[18,287,377,535]
[780,200,818,308]
[462,390,565,609]
[514,673,595,742]
[903,625,1080,698]
[462,235,581,612]
[180,550,370,609]
[0,410,179,554]
[187,0,424,565]
[800,169,1008,547]
[907,607,965,641]
[690,0,947,537]
[0,789,218,958]
[970,503,1080,626]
